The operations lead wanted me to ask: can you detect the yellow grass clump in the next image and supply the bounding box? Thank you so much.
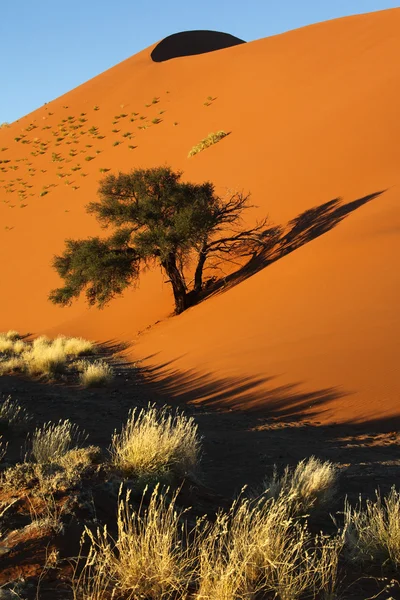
[78,486,193,600]
[262,456,339,513]
[188,131,228,157]
[111,404,201,482]
[0,332,98,378]
[31,419,87,464]
[0,395,29,426]
[0,436,7,462]
[76,485,342,600]
[343,486,400,568]
[79,359,114,387]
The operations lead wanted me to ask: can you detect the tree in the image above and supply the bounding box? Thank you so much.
[49,166,274,314]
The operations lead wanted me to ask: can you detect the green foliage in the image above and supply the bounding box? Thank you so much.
[49,238,140,307]
[50,167,268,314]
[50,167,217,312]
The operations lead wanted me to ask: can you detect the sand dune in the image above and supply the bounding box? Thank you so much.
[0,8,399,425]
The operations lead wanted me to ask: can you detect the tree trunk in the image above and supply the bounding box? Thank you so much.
[162,253,188,314]
[194,249,207,293]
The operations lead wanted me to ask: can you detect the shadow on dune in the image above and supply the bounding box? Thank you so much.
[136,358,347,422]
[197,190,385,303]
[151,30,245,62]
[132,361,400,499]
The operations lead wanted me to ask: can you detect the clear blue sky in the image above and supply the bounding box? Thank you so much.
[1,1,398,123]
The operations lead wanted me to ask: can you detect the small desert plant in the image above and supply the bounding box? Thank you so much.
[53,335,96,357]
[3,329,21,340]
[78,485,194,600]
[0,436,7,461]
[262,456,339,513]
[24,339,66,376]
[0,396,29,426]
[111,404,201,482]
[0,356,25,375]
[343,486,400,568]
[30,419,86,464]
[188,131,228,157]
[79,360,114,387]
[197,492,342,600]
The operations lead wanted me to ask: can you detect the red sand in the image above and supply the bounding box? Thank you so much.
[0,8,399,425]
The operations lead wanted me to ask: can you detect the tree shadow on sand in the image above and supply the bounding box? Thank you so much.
[133,360,400,501]
[196,190,385,303]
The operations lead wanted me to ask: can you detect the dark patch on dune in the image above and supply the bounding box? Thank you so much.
[151,30,245,62]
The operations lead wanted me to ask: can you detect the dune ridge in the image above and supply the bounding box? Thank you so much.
[0,7,399,425]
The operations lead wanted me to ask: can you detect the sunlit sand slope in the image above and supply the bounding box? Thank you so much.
[0,8,399,424]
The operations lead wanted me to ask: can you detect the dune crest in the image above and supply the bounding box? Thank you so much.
[150,30,245,62]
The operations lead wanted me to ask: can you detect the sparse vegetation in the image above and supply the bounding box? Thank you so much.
[30,419,86,464]
[262,456,339,513]
[343,486,400,567]
[188,131,228,157]
[111,404,201,482]
[79,360,114,387]
[0,332,106,380]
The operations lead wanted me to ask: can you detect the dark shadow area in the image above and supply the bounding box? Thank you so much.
[136,358,345,421]
[151,30,245,62]
[1,359,400,505]
[196,191,385,304]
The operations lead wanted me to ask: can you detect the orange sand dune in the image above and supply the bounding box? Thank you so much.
[0,8,399,425]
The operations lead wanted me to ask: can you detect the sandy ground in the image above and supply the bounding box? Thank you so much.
[0,7,399,427]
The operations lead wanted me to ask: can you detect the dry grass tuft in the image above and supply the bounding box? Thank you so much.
[77,485,194,600]
[4,330,21,340]
[0,355,25,375]
[343,486,400,568]
[197,492,342,600]
[262,456,339,513]
[53,335,97,357]
[79,360,114,387]
[0,436,7,461]
[188,131,228,157]
[111,404,201,482]
[25,342,67,376]
[31,419,87,464]
[76,486,342,600]
[0,332,99,378]
[0,395,29,426]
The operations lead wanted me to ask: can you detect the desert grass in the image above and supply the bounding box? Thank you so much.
[0,332,99,378]
[188,131,228,157]
[262,456,338,514]
[0,436,7,461]
[76,486,342,600]
[79,359,114,387]
[78,486,193,600]
[53,335,97,357]
[111,404,201,482]
[343,486,400,568]
[0,395,29,426]
[2,329,21,340]
[197,492,342,600]
[30,419,87,464]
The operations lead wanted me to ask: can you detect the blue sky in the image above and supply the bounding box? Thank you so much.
[1,1,398,123]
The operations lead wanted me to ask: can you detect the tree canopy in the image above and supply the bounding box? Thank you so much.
[49,166,274,314]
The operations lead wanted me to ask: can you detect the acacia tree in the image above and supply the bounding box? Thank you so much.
[49,166,273,314]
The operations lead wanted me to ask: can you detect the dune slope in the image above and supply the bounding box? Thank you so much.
[0,8,399,425]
